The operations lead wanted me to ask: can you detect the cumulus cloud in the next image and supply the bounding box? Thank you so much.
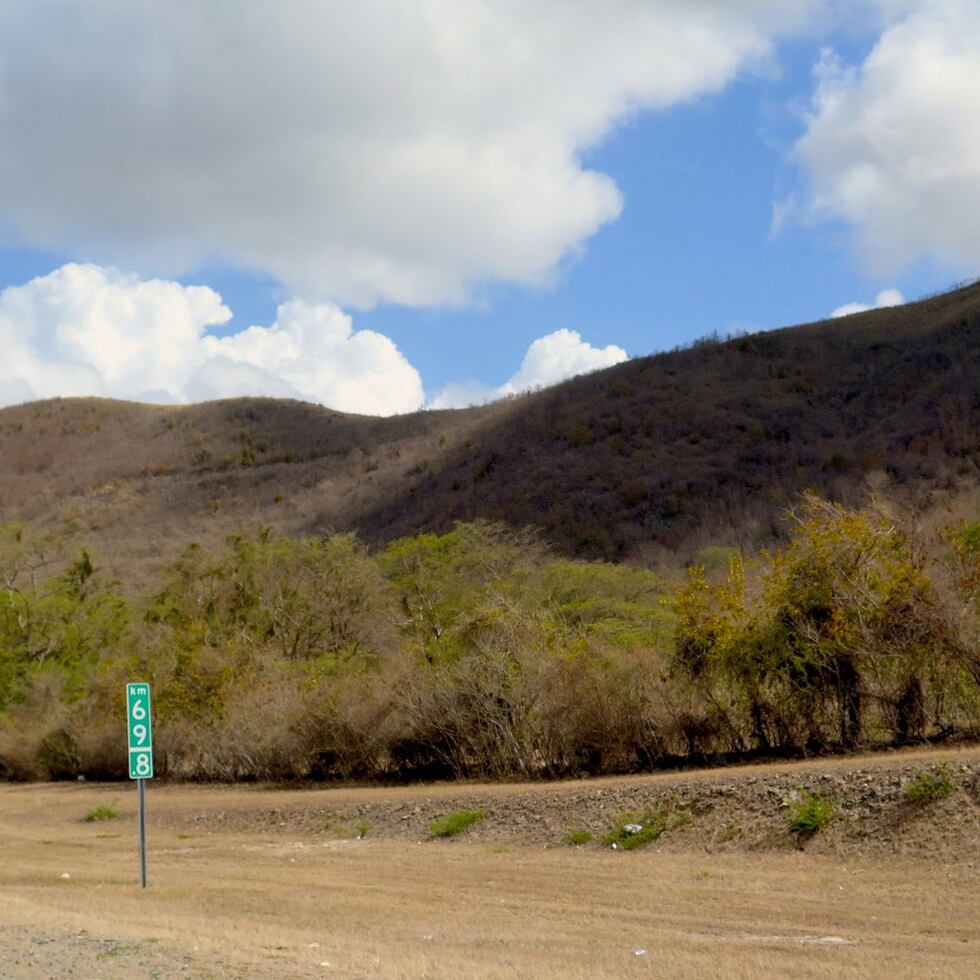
[0,264,231,403]
[198,300,424,416]
[0,265,423,415]
[830,287,903,318]
[430,328,628,408]
[0,1,826,307]
[795,1,980,274]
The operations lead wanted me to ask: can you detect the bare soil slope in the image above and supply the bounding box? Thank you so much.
[136,744,979,864]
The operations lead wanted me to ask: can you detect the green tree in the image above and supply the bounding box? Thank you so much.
[673,496,972,750]
[379,521,540,664]
[944,520,980,676]
[0,523,128,708]
[146,529,396,668]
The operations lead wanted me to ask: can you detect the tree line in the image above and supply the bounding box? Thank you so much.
[1,495,977,781]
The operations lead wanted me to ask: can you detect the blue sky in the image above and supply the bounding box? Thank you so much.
[0,2,977,414]
[357,30,954,398]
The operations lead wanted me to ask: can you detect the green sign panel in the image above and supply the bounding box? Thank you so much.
[126,682,153,779]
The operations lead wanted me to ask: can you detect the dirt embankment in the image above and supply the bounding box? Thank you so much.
[2,746,978,979]
[155,746,980,862]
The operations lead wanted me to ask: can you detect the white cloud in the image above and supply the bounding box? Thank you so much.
[0,265,423,415]
[795,1,980,274]
[507,329,629,391]
[830,287,903,318]
[430,328,628,408]
[0,264,231,403]
[199,300,424,416]
[0,1,827,307]
[428,381,499,411]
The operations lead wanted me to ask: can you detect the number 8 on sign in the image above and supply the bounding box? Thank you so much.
[126,683,154,780]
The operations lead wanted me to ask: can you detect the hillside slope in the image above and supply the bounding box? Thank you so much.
[0,282,978,576]
[356,282,980,557]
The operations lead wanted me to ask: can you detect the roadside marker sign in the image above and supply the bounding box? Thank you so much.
[126,682,154,779]
[126,681,152,888]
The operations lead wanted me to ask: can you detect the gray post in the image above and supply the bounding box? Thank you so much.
[137,778,147,888]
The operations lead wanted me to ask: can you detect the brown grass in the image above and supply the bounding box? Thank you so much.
[1,749,977,978]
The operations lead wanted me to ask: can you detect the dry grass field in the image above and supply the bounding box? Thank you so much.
[1,747,978,978]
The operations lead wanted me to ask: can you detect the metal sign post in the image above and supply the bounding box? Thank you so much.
[126,682,153,888]
[137,777,147,887]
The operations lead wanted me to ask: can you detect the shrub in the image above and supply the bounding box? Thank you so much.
[905,768,955,805]
[788,792,836,839]
[564,829,593,846]
[429,809,485,838]
[602,811,667,850]
[84,802,120,823]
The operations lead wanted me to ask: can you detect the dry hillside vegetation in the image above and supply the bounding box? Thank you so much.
[1,498,978,783]
[0,281,977,577]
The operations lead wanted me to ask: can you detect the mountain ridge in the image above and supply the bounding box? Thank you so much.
[1,280,978,578]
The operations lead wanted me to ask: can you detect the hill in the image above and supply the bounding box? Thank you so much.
[0,281,978,577]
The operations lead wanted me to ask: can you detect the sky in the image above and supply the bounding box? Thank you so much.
[0,1,978,415]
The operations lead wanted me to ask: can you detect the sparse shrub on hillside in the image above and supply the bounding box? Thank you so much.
[564,829,593,845]
[567,424,595,448]
[84,802,119,822]
[429,809,484,838]
[620,479,646,507]
[788,791,836,840]
[905,768,955,805]
[602,811,667,850]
